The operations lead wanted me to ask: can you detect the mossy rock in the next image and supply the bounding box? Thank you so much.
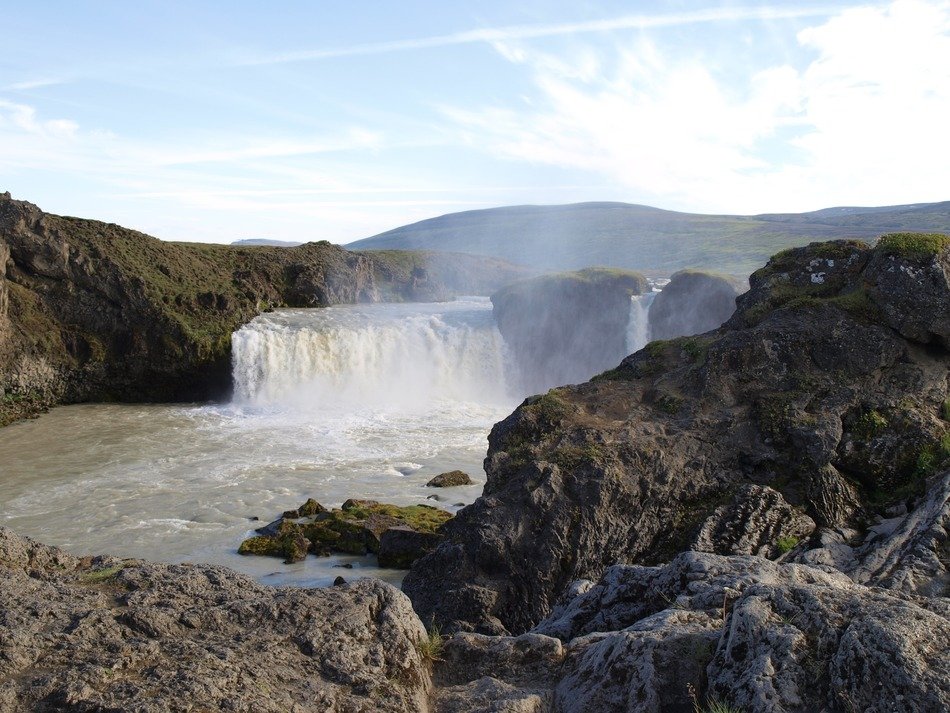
[239,498,452,565]
[875,233,950,260]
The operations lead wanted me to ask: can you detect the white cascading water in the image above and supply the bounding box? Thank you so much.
[232,298,511,410]
[625,291,657,354]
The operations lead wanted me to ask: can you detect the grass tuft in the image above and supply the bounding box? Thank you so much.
[417,626,444,663]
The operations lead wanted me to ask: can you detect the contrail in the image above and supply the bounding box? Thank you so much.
[241,5,859,66]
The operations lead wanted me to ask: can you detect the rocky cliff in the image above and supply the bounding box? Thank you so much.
[0,193,526,426]
[648,268,746,341]
[404,235,950,637]
[491,268,648,393]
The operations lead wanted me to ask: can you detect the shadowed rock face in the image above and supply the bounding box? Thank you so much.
[0,193,527,425]
[404,237,950,636]
[0,527,432,712]
[647,269,746,341]
[491,267,648,393]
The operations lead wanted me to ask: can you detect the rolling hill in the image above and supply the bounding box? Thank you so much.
[346,200,950,276]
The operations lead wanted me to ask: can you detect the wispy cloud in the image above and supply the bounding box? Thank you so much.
[3,78,64,91]
[441,0,950,212]
[241,5,853,65]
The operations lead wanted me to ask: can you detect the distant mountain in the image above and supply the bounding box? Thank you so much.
[346,200,950,276]
[232,238,302,247]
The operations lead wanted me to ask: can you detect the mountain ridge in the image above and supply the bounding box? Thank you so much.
[347,199,950,275]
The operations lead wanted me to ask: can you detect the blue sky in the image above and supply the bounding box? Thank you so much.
[1,1,948,243]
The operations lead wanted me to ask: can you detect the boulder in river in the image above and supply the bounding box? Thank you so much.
[426,470,473,487]
[239,498,452,566]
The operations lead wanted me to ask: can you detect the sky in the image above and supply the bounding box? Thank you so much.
[1,0,948,244]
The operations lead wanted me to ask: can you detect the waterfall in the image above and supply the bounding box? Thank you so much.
[231,300,511,410]
[625,292,657,354]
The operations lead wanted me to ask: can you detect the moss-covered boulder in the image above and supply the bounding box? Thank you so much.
[239,498,453,567]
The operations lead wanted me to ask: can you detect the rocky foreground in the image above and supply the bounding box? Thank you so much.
[1,470,947,711]
[1,235,948,711]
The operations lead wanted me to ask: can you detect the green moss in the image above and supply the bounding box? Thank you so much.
[755,393,798,442]
[941,399,950,422]
[79,563,126,583]
[915,433,950,479]
[679,336,711,363]
[523,391,571,423]
[591,365,638,382]
[854,409,888,440]
[238,534,289,557]
[239,500,452,561]
[875,232,950,260]
[500,267,647,295]
[776,536,799,554]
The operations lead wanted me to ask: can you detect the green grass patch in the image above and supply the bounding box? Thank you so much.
[654,393,683,415]
[551,443,606,470]
[875,232,950,260]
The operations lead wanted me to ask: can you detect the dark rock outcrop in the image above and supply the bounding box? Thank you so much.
[647,268,746,340]
[491,267,648,392]
[0,527,432,712]
[404,237,950,636]
[0,193,527,425]
[427,470,473,487]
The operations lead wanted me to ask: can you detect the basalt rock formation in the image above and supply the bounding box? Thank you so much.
[0,193,526,426]
[647,268,746,341]
[404,235,950,637]
[491,267,648,393]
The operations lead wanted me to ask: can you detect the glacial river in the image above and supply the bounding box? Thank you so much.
[0,299,515,587]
